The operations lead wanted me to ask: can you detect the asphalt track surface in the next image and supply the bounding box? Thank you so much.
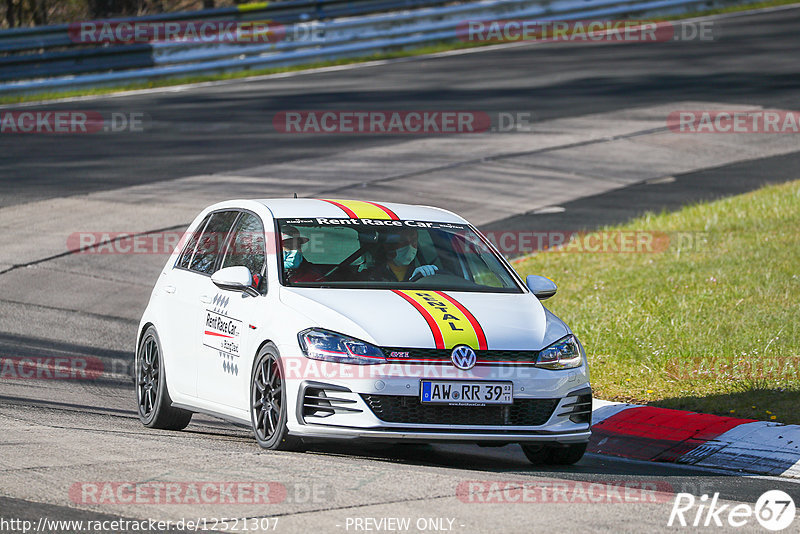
[1,6,800,533]
[2,6,799,206]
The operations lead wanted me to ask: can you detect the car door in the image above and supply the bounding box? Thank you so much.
[166,210,239,399]
[159,213,210,398]
[196,210,268,410]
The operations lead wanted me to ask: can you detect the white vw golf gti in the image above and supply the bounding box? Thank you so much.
[136,199,592,464]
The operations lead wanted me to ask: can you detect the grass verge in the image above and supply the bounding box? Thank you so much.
[514,180,800,424]
[2,0,799,105]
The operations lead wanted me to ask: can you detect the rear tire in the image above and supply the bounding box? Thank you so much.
[136,326,193,430]
[520,442,587,465]
[250,343,301,451]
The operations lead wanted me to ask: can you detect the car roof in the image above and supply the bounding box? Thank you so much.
[252,198,468,224]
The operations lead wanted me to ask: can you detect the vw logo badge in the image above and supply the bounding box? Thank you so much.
[451,345,477,370]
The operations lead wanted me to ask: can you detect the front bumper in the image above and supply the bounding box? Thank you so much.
[285,364,592,443]
[290,425,591,443]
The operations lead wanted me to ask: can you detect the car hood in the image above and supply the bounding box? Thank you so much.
[279,287,569,351]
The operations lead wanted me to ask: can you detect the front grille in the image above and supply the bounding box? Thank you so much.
[361,395,558,426]
[382,347,539,364]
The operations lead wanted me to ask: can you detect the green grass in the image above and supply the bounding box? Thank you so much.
[2,0,799,105]
[514,180,800,424]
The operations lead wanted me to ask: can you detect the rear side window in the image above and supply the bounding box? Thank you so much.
[221,212,266,277]
[189,211,239,274]
[176,215,210,269]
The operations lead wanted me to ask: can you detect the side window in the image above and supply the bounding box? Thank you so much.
[464,247,503,287]
[221,212,266,282]
[460,235,510,288]
[190,211,239,274]
[176,215,210,269]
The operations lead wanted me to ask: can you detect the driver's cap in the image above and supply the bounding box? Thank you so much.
[281,225,309,244]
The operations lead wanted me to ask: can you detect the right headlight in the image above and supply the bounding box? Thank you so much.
[298,328,386,365]
[534,335,584,370]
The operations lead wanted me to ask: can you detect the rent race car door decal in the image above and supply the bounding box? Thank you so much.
[203,293,242,358]
[392,290,488,350]
[319,198,399,220]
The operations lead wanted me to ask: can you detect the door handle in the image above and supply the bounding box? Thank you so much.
[200,295,212,303]
[164,285,176,294]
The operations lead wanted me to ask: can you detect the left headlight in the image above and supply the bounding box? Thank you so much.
[298,328,386,365]
[534,335,584,370]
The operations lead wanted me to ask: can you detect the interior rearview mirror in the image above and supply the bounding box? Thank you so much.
[211,266,258,297]
[526,275,557,300]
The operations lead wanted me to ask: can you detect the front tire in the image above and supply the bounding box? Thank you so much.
[520,442,587,465]
[136,326,192,430]
[250,343,300,450]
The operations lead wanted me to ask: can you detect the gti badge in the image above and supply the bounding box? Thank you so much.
[451,345,477,370]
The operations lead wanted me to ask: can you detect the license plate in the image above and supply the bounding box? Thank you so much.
[420,380,513,405]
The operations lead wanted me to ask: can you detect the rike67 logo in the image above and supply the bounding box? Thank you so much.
[669,490,796,531]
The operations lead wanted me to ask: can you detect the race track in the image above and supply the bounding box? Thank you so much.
[1,6,799,532]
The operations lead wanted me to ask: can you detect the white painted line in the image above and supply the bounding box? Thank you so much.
[530,206,566,214]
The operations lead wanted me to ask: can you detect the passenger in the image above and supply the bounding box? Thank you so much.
[368,227,439,282]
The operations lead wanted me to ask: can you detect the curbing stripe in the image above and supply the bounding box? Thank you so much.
[589,406,754,462]
[589,400,800,478]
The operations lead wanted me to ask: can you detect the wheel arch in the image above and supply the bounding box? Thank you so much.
[133,322,155,384]
[252,338,279,374]
[136,322,179,400]
[137,322,155,347]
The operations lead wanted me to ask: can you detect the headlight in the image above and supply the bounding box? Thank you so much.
[298,329,386,365]
[535,335,584,370]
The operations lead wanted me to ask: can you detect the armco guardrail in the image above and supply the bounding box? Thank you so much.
[0,0,744,96]
[0,0,448,53]
[0,0,455,83]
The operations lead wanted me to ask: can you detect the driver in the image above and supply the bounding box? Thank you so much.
[281,225,323,283]
[369,227,439,282]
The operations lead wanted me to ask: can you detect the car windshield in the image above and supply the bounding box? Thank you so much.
[277,218,522,293]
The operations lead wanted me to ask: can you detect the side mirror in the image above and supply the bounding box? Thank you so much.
[526,275,557,300]
[212,266,259,297]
